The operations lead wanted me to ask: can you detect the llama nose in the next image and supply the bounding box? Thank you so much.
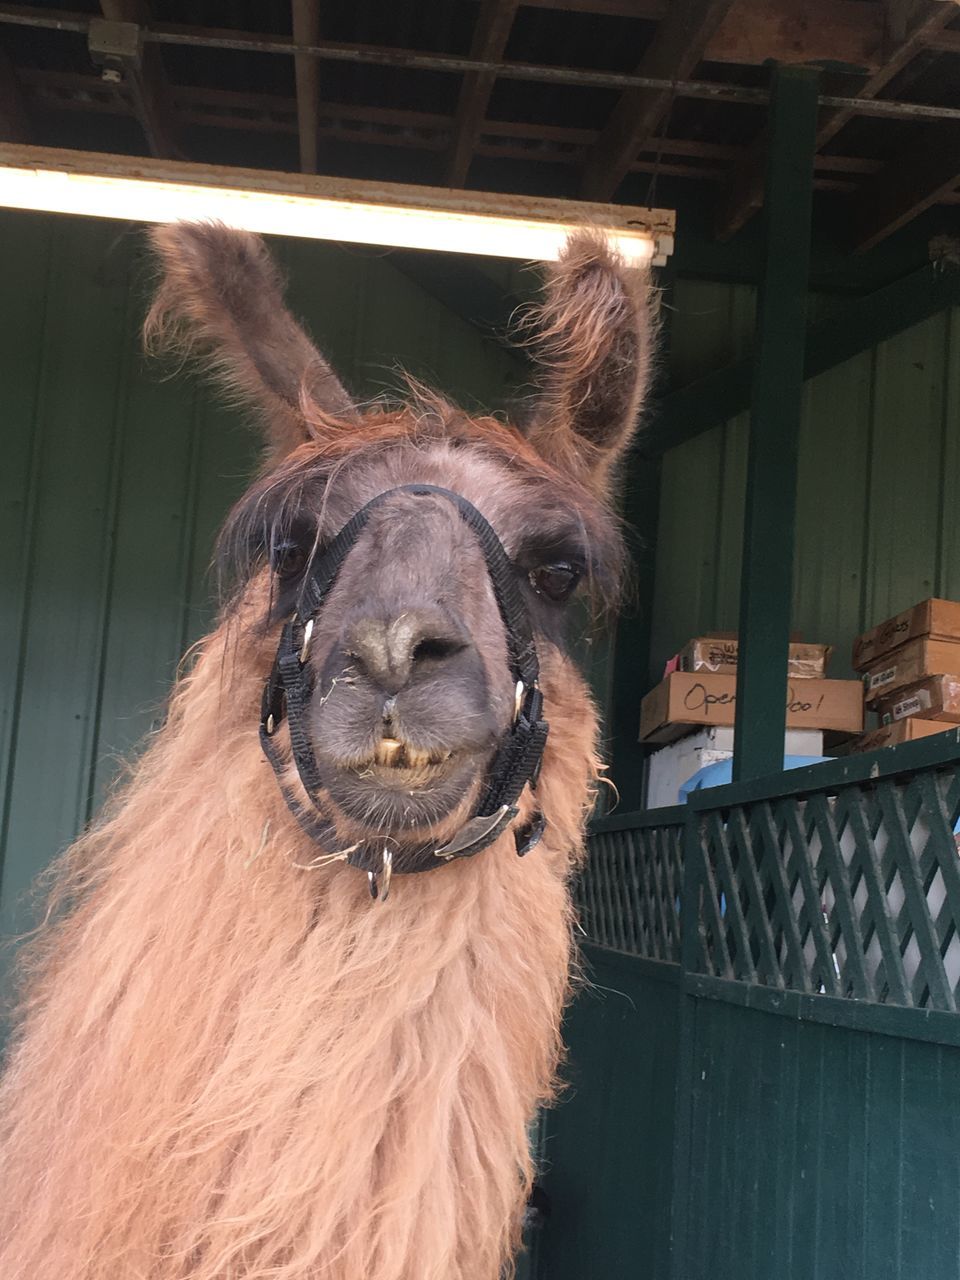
[345,610,468,693]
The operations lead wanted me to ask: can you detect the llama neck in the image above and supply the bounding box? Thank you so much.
[0,630,596,1280]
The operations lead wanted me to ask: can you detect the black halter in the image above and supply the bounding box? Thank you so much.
[259,484,549,895]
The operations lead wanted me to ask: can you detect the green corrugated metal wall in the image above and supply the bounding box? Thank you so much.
[6,229,959,926]
[0,209,523,940]
[651,279,960,682]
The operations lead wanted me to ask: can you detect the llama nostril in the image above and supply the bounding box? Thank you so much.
[412,637,466,664]
[345,610,469,694]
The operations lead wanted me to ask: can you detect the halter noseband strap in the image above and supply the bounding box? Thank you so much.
[259,485,549,889]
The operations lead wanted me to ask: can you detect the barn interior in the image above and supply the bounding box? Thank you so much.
[2,3,960,1277]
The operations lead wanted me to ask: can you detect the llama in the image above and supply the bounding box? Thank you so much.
[0,223,653,1279]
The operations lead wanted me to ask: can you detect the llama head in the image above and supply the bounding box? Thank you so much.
[145,223,655,860]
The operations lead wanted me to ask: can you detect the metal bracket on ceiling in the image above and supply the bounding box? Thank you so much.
[88,18,143,85]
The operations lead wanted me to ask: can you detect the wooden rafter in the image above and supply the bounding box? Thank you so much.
[852,121,960,251]
[0,43,32,141]
[98,0,175,158]
[717,1,959,241]
[291,0,320,174]
[522,0,889,69]
[16,67,908,192]
[580,0,736,202]
[815,5,958,151]
[520,0,664,16]
[706,0,885,70]
[926,29,960,55]
[21,67,897,169]
[4,0,960,234]
[445,0,519,187]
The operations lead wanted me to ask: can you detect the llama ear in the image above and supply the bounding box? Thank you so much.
[522,231,656,493]
[144,222,356,460]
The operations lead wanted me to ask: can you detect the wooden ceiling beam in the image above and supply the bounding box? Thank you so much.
[0,43,32,141]
[0,0,943,70]
[98,0,176,157]
[580,0,736,202]
[716,2,958,241]
[815,4,958,151]
[523,0,885,67]
[706,0,885,70]
[925,29,960,55]
[291,0,320,174]
[520,0,887,64]
[851,121,960,251]
[445,0,520,187]
[519,0,664,17]
[17,67,899,186]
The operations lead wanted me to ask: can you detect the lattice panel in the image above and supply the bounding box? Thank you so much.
[578,824,683,962]
[695,764,960,1010]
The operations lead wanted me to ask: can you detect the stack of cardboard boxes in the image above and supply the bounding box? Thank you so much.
[639,634,864,806]
[852,599,960,751]
[639,634,862,743]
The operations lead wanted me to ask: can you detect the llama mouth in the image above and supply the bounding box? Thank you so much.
[367,737,452,771]
[317,736,482,828]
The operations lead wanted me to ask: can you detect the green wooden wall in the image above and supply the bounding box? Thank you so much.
[651,279,960,683]
[534,951,679,1279]
[0,209,523,940]
[680,997,960,1280]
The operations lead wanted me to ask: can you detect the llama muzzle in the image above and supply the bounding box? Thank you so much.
[260,483,549,890]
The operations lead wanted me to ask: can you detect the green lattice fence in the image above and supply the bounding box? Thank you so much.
[696,762,960,1008]
[574,808,684,962]
[541,729,960,1280]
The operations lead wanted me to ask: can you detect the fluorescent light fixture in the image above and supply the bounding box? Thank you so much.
[0,144,674,266]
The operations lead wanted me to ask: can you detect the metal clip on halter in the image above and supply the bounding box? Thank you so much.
[368,847,393,901]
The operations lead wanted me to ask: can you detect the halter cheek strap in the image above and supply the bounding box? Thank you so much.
[259,485,549,890]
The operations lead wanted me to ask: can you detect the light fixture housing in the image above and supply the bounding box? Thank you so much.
[0,144,675,266]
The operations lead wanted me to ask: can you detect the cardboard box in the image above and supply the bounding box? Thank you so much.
[876,675,960,725]
[853,598,960,670]
[675,636,830,680]
[639,672,863,744]
[861,637,960,704]
[855,719,959,752]
[644,727,825,808]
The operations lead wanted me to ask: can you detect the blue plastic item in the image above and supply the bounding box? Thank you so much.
[677,755,830,804]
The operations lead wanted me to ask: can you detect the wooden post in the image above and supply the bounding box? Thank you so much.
[732,65,818,782]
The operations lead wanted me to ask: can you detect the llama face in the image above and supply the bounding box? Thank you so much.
[145,221,654,853]
[221,429,621,839]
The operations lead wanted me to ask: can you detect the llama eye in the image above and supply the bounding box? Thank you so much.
[529,561,581,603]
[270,541,308,580]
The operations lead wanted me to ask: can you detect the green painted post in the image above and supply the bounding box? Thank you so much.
[732,65,819,782]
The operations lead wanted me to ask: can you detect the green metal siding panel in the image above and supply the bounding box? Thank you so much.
[2,218,134,934]
[0,217,51,899]
[535,950,680,1280]
[0,210,522,935]
[792,350,874,664]
[651,286,960,683]
[864,315,948,622]
[681,999,960,1280]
